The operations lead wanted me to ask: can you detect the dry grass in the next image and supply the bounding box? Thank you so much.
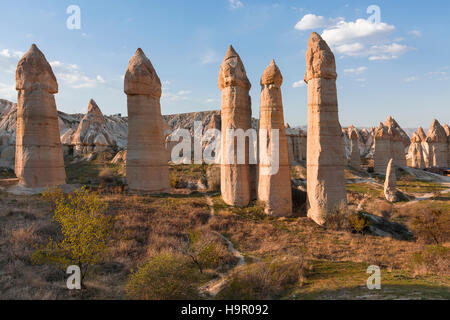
[1,163,449,300]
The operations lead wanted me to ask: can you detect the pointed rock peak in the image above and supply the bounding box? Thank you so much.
[87,99,103,115]
[430,119,442,129]
[443,124,450,136]
[224,45,238,60]
[417,126,427,140]
[218,45,251,90]
[124,48,161,97]
[261,59,283,87]
[304,32,337,82]
[384,115,398,128]
[349,128,359,140]
[411,132,422,143]
[16,44,58,93]
[375,123,389,139]
[427,119,447,142]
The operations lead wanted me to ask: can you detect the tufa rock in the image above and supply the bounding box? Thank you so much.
[14,44,66,187]
[384,159,398,202]
[219,46,253,207]
[124,49,169,193]
[304,33,347,226]
[257,60,292,216]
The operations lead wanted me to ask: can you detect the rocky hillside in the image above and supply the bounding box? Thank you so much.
[0,98,415,170]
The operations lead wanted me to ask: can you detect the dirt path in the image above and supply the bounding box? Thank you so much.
[199,195,245,298]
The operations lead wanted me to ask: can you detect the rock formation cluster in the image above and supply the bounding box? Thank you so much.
[425,119,448,168]
[373,117,407,174]
[286,126,307,164]
[218,46,253,207]
[304,32,347,226]
[124,48,169,193]
[14,44,66,188]
[257,60,292,216]
[408,132,426,169]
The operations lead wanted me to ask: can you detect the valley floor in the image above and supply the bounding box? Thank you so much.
[0,157,448,300]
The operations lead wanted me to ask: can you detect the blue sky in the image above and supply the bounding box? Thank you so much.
[0,0,449,128]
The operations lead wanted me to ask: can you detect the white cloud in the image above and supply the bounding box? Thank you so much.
[428,71,450,81]
[294,13,413,61]
[51,60,106,89]
[292,80,306,88]
[294,14,344,31]
[200,48,219,65]
[294,14,327,30]
[335,42,365,56]
[409,30,422,37]
[0,49,24,59]
[322,19,395,46]
[344,66,368,75]
[229,0,243,9]
[404,76,418,82]
[0,82,16,100]
[162,89,192,102]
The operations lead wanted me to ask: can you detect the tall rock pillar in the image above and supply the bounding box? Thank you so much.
[426,120,448,168]
[218,46,252,207]
[304,33,347,226]
[124,49,169,193]
[15,44,66,188]
[373,123,391,174]
[408,132,425,169]
[349,128,361,169]
[257,60,292,216]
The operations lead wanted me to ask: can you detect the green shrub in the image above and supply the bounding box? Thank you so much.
[348,212,371,234]
[217,255,305,300]
[183,230,231,273]
[33,186,114,286]
[126,251,201,300]
[170,171,179,188]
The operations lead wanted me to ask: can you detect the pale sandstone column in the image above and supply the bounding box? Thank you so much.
[373,123,391,174]
[219,46,252,207]
[15,44,66,187]
[299,129,307,161]
[444,124,450,167]
[384,158,397,202]
[257,60,292,216]
[124,48,169,192]
[305,33,347,226]
[408,132,425,169]
[417,126,430,167]
[426,119,448,168]
[349,128,360,169]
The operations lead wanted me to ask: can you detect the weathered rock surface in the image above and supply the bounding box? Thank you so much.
[384,158,397,202]
[408,132,425,169]
[373,123,391,174]
[445,124,450,168]
[72,99,116,155]
[14,44,66,187]
[305,32,347,226]
[124,48,169,193]
[348,127,361,169]
[426,119,448,168]
[219,46,252,207]
[286,126,307,164]
[257,60,292,216]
